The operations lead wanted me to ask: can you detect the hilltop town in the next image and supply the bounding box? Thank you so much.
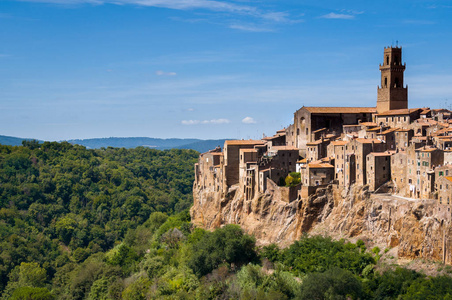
[192,46,452,240]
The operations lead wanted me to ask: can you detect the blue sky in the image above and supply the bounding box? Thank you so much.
[1,0,452,141]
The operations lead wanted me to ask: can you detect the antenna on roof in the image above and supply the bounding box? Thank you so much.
[396,40,399,47]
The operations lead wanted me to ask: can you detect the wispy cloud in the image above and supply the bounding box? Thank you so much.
[156,70,177,76]
[229,24,273,32]
[321,12,355,20]
[181,118,230,125]
[18,0,299,27]
[403,20,435,25]
[242,116,256,124]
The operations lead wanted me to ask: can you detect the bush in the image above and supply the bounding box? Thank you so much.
[297,267,363,300]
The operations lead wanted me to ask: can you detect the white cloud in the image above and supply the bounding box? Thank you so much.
[242,116,256,124]
[321,12,355,20]
[182,118,230,125]
[18,0,296,24]
[156,70,177,76]
[229,24,274,32]
[181,120,200,125]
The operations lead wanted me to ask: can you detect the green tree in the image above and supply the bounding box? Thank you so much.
[188,224,258,277]
[297,267,363,300]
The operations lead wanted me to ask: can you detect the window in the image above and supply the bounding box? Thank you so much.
[386,55,389,65]
[440,171,444,176]
[383,166,385,170]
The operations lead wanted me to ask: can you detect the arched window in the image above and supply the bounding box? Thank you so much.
[386,55,389,65]
[384,77,387,87]
[394,77,399,87]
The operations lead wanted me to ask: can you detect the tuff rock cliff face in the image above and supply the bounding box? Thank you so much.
[191,183,452,264]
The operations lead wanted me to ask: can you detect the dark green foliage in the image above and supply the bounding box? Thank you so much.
[260,243,281,262]
[297,267,363,300]
[281,235,375,276]
[365,267,423,299]
[400,275,452,299]
[188,224,258,277]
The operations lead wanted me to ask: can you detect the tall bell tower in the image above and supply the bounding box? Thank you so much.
[377,46,408,113]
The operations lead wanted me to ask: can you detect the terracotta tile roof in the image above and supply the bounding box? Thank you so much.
[377,108,422,116]
[396,128,412,132]
[240,149,258,152]
[421,109,431,115]
[272,146,299,151]
[378,128,399,135]
[445,177,452,183]
[312,128,327,133]
[210,152,224,156]
[354,138,382,144]
[276,128,286,133]
[298,158,308,163]
[308,163,334,168]
[303,106,377,114]
[331,141,348,146]
[369,152,392,157]
[225,140,265,146]
[418,147,439,152]
[306,140,324,145]
[367,127,383,132]
[360,122,378,127]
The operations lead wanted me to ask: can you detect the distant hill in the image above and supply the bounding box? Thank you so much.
[176,139,228,153]
[0,135,227,152]
[67,137,227,152]
[0,135,41,146]
[67,137,199,150]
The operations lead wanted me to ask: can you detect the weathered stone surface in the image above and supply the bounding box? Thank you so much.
[191,183,452,264]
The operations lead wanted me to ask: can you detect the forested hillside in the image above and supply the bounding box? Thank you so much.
[0,141,197,298]
[1,141,452,299]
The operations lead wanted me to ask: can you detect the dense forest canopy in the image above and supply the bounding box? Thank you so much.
[1,141,452,299]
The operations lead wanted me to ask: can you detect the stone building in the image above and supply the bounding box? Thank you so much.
[376,46,408,113]
[306,163,334,186]
[375,108,421,128]
[366,152,391,192]
[377,128,398,150]
[409,147,444,199]
[290,106,375,156]
[391,151,407,195]
[327,140,348,186]
[436,176,452,205]
[194,148,224,193]
[349,138,386,186]
[223,140,265,189]
[395,128,413,151]
[306,139,329,163]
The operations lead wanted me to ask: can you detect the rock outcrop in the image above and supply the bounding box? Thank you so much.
[191,183,452,264]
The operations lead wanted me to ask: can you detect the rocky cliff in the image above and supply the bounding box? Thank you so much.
[191,183,452,264]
